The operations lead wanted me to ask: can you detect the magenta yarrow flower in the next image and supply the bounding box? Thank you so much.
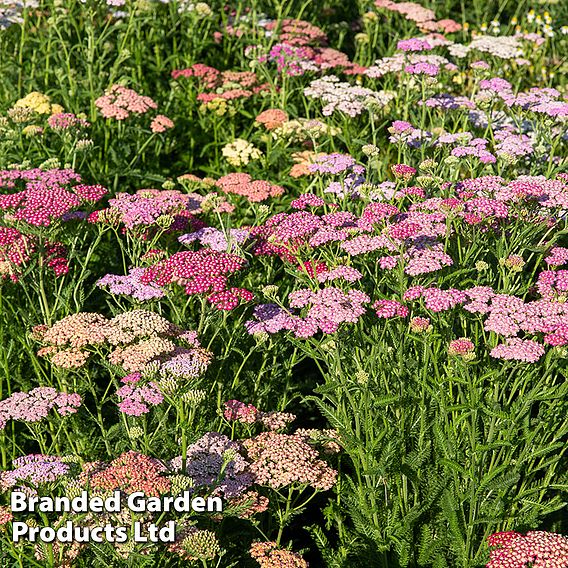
[373,299,409,318]
[397,38,432,52]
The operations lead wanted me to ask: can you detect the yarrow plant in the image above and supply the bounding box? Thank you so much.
[1,0,568,566]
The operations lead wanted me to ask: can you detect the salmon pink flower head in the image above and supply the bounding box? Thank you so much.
[150,114,174,133]
[265,18,327,47]
[95,85,157,120]
[250,541,308,568]
[255,109,288,130]
[36,309,208,375]
[0,506,13,525]
[215,173,284,203]
[82,451,170,496]
[243,430,337,491]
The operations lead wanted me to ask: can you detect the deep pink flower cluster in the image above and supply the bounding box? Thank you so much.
[141,250,251,310]
[0,168,106,226]
[95,85,157,120]
[391,163,416,180]
[486,531,568,568]
[290,193,326,210]
[0,226,36,281]
[0,387,81,430]
[373,299,409,318]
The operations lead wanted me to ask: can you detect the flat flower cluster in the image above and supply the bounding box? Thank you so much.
[95,85,158,120]
[243,431,338,490]
[0,167,106,226]
[81,451,171,496]
[224,399,296,430]
[140,249,253,310]
[96,188,202,230]
[486,531,568,568]
[0,387,81,430]
[34,309,211,373]
[0,455,71,490]
[250,541,309,568]
[215,173,284,203]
